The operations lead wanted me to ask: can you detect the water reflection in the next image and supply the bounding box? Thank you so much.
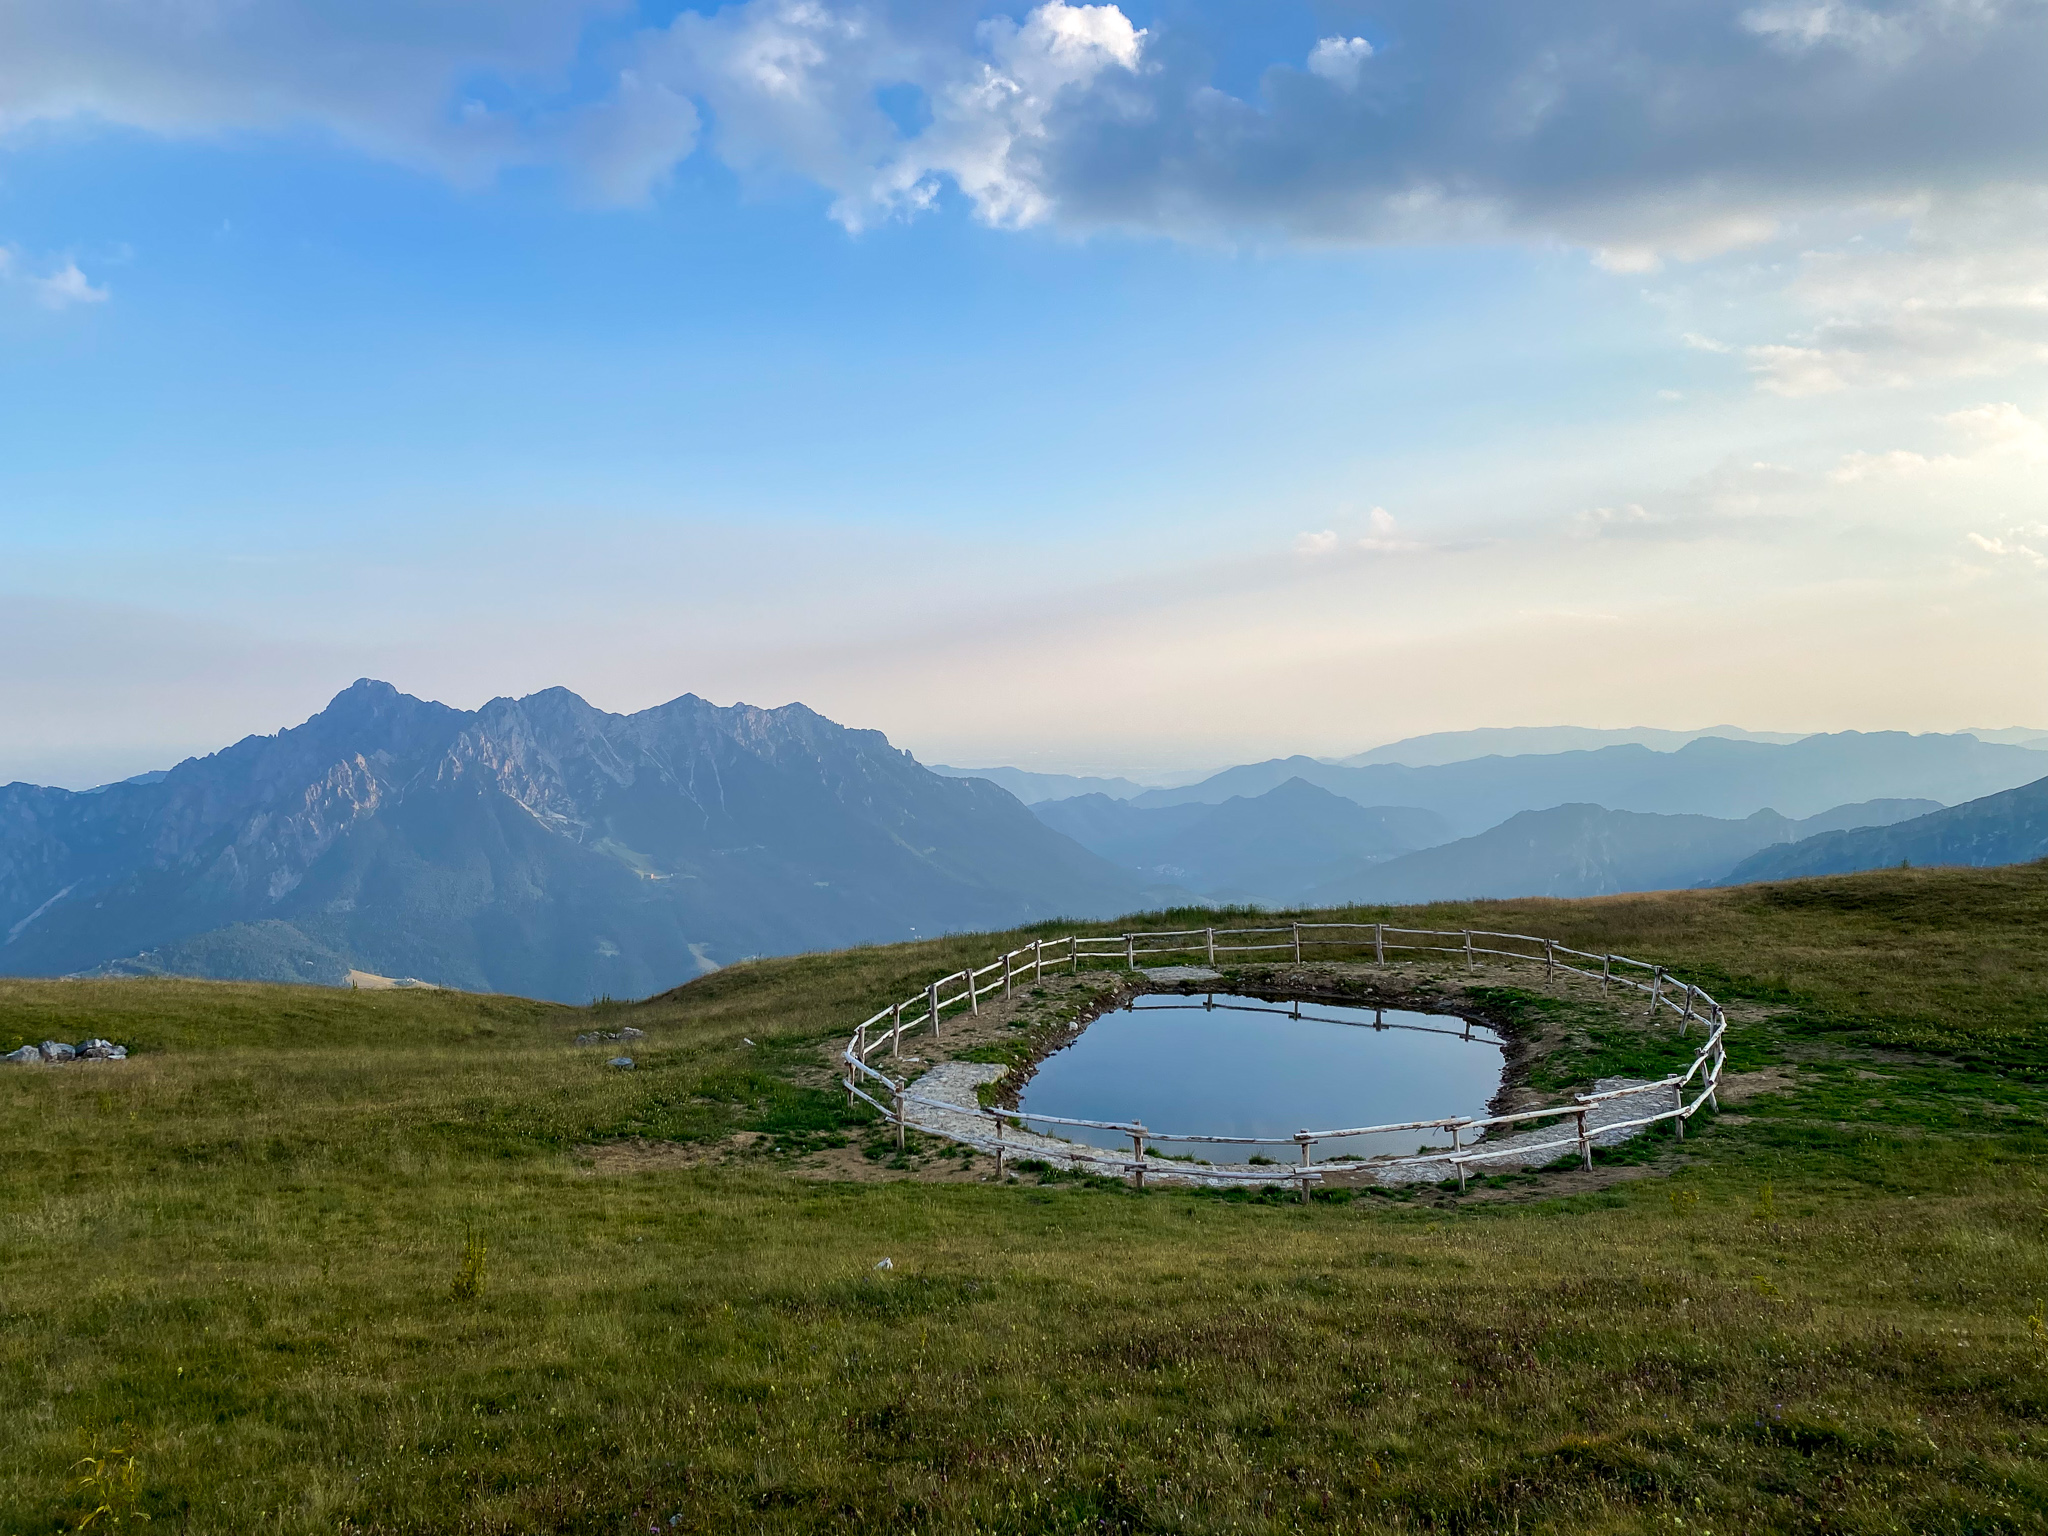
[1014,992,1505,1161]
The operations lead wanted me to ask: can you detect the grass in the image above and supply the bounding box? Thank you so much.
[1,864,2047,1532]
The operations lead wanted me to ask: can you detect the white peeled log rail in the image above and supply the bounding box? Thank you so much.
[839,924,1729,1195]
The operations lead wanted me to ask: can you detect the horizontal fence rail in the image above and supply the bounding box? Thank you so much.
[841,924,1727,1194]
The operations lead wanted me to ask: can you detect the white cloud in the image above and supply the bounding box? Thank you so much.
[645,0,1147,230]
[28,261,107,309]
[1294,507,1421,556]
[1944,399,2048,458]
[1967,529,2048,567]
[1306,36,1373,89]
[0,0,2042,256]
[0,247,108,309]
[1719,189,2048,394]
[1831,402,2047,480]
[1356,505,1420,552]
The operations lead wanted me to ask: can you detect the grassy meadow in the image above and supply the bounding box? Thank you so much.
[3,865,2048,1533]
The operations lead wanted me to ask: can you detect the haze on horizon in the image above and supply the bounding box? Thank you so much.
[4,0,2045,790]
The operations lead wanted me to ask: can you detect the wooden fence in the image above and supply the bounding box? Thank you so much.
[838,923,1728,1195]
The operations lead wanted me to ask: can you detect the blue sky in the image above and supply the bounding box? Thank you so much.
[4,0,2046,785]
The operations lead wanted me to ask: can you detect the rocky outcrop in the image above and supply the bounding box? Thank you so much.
[5,1038,128,1063]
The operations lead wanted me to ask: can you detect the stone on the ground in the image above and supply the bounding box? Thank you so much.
[39,1041,75,1062]
[4,1045,39,1064]
[79,1039,127,1060]
[607,1056,635,1069]
[578,1027,646,1045]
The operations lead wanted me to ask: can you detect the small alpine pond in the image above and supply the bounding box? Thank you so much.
[1014,992,1506,1162]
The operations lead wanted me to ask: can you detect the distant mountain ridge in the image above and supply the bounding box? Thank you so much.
[1034,778,1451,904]
[1301,798,1942,905]
[0,681,1150,1002]
[1720,776,2048,884]
[1128,733,2047,834]
[929,764,1149,804]
[1337,725,1807,767]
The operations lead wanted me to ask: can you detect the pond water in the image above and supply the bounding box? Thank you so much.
[1013,992,1506,1162]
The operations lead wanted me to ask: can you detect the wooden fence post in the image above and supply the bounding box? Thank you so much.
[1071,936,1080,976]
[1130,1129,1146,1190]
[1647,967,1663,1018]
[967,968,979,1016]
[1206,927,1216,965]
[1125,933,1135,970]
[1544,940,1555,981]
[891,1001,903,1057]
[1601,953,1612,991]
[994,1113,1006,1179]
[894,1083,906,1151]
[929,980,941,1041]
[1291,923,1302,963]
[1297,1135,1313,1204]
[1033,939,1043,983]
[1374,923,1385,965]
[1464,930,1475,971]
[1673,1083,1685,1138]
[1575,1108,1591,1170]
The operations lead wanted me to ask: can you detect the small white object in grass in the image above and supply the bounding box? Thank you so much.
[608,1056,635,1069]
[873,1257,893,1270]
[741,1038,755,1047]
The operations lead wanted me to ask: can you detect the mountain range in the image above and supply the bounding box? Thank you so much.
[1300,799,1942,906]
[0,681,1150,1002]
[1124,733,2048,833]
[1033,779,1451,905]
[1334,725,1808,767]
[1720,776,2048,884]
[11,692,2048,1001]
[928,764,1149,804]
[1031,776,1944,906]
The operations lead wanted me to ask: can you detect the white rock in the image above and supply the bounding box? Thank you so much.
[607,1056,635,1069]
[3,1045,39,1064]
[873,1257,893,1270]
[40,1041,75,1062]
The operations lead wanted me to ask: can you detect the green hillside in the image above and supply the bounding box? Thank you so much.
[4,864,2048,1533]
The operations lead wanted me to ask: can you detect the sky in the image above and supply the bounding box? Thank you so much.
[3,0,2046,787]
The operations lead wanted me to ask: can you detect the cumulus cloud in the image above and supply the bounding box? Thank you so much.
[30,261,108,309]
[0,247,108,309]
[1,0,2044,253]
[1295,507,1421,555]
[1306,36,1374,89]
[1356,506,1421,552]
[641,0,1146,228]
